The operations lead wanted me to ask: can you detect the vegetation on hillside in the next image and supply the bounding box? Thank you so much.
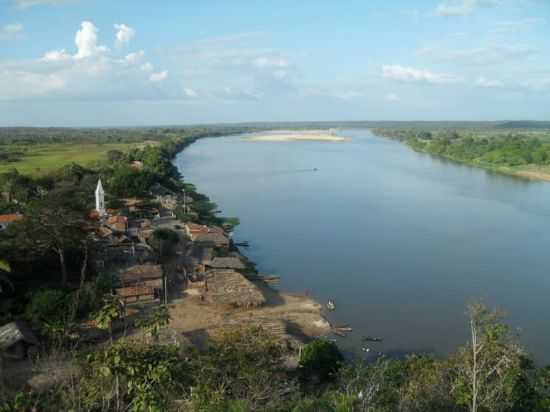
[0,125,261,175]
[2,302,550,411]
[2,124,550,411]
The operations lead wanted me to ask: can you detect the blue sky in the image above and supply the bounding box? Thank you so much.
[0,0,549,126]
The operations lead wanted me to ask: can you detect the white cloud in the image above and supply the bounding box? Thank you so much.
[125,50,145,64]
[41,21,108,61]
[13,0,75,8]
[1,21,171,102]
[171,33,297,101]
[41,49,72,61]
[335,90,363,100]
[382,64,459,84]
[183,87,198,97]
[523,76,550,92]
[272,69,288,80]
[436,0,502,16]
[0,23,24,40]
[150,70,168,82]
[218,87,263,101]
[253,56,289,68]
[75,21,108,59]
[114,24,135,47]
[140,62,154,72]
[493,18,545,33]
[418,44,539,65]
[475,76,504,88]
[385,93,401,102]
[0,67,65,99]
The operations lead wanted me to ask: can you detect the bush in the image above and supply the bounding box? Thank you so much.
[25,288,72,330]
[148,228,180,257]
[299,339,343,383]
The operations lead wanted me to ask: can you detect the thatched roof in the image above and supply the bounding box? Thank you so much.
[0,321,38,351]
[206,257,246,270]
[206,269,265,307]
[195,233,229,247]
[120,264,163,285]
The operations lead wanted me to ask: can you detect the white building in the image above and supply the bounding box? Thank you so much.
[95,179,106,216]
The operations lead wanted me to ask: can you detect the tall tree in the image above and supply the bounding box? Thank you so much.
[452,302,526,412]
[1,197,89,286]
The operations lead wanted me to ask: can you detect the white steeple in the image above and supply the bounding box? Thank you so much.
[95,178,105,216]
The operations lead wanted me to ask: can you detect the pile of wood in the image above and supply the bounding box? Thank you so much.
[206,269,265,308]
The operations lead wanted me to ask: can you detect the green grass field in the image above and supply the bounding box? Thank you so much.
[0,143,138,175]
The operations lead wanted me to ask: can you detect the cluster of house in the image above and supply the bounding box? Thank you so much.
[87,179,190,303]
[0,177,267,362]
[90,179,192,262]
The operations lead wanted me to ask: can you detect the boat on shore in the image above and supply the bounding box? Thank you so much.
[362,336,384,343]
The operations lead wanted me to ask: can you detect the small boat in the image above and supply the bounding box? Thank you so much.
[235,241,250,247]
[326,300,336,311]
[362,336,384,343]
[333,325,352,332]
[332,329,347,337]
[313,168,318,171]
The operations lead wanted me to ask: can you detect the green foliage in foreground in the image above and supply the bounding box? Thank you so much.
[299,339,343,383]
[3,304,550,412]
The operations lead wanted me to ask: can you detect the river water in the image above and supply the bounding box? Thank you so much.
[174,129,550,364]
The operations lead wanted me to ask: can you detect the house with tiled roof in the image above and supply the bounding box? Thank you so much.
[106,215,128,233]
[0,214,22,231]
[184,222,229,247]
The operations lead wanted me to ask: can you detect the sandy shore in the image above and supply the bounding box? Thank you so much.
[168,283,331,347]
[505,168,550,182]
[244,129,349,142]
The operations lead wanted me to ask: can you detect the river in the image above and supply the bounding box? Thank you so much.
[174,129,550,364]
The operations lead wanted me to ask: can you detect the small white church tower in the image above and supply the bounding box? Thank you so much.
[95,179,105,216]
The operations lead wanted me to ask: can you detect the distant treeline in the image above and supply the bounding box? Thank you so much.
[0,125,263,145]
[2,121,549,145]
[374,126,550,169]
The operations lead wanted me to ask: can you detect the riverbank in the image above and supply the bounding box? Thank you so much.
[371,127,550,183]
[167,138,332,346]
[411,147,550,182]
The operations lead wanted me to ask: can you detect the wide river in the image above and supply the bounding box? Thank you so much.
[174,129,550,364]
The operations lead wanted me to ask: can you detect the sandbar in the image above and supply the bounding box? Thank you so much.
[244,129,350,142]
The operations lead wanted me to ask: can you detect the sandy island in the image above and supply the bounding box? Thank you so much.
[244,129,350,142]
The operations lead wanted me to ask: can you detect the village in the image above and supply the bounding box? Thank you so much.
[0,171,331,390]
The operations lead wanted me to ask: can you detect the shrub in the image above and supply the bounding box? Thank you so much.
[299,339,343,383]
[25,288,72,329]
[148,228,180,257]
